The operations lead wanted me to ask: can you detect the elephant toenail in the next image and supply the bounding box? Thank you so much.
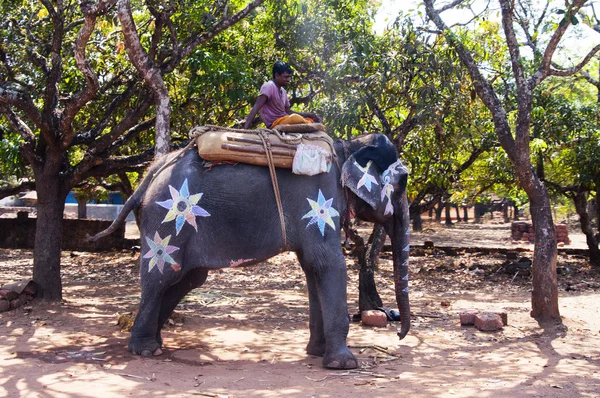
[141,349,153,357]
[153,348,163,356]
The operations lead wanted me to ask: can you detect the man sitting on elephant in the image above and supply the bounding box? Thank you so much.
[244,61,321,129]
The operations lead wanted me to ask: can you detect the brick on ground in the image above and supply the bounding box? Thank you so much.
[361,310,388,327]
[474,312,504,331]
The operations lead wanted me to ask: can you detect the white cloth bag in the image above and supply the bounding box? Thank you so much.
[292,144,331,175]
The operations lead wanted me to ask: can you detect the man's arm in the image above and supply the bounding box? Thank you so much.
[244,95,268,129]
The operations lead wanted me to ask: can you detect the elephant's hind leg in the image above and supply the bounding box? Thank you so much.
[129,286,165,357]
[156,268,209,347]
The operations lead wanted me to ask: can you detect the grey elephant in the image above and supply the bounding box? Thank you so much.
[92,132,410,370]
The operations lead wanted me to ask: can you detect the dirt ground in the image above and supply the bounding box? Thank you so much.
[1,221,599,397]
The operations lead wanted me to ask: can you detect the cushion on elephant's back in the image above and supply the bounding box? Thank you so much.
[195,129,333,169]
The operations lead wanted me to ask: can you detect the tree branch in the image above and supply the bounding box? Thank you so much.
[424,0,518,162]
[0,84,43,129]
[0,105,37,166]
[549,43,600,77]
[118,0,171,157]
[169,0,266,72]
[529,0,588,87]
[60,1,104,149]
[0,180,36,201]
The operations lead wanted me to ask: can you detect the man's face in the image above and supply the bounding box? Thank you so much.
[274,71,292,87]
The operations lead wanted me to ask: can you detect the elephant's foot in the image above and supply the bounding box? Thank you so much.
[129,336,163,357]
[306,341,326,357]
[322,347,358,369]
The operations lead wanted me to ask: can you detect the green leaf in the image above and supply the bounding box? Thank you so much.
[570,15,579,25]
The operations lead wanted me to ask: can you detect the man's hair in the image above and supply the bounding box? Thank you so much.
[272,61,293,78]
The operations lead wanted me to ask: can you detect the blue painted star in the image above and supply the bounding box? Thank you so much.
[156,179,210,235]
[354,160,378,192]
[143,232,180,274]
[302,190,340,236]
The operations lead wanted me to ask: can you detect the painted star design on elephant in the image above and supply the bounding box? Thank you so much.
[156,179,210,235]
[302,190,340,236]
[354,160,378,192]
[144,232,180,274]
[381,168,395,216]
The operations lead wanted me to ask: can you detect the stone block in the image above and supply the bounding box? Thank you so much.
[361,310,388,327]
[496,312,508,326]
[459,312,477,326]
[0,289,18,301]
[0,299,10,312]
[10,296,26,310]
[474,312,503,331]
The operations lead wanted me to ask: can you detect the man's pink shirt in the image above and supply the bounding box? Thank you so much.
[258,80,290,127]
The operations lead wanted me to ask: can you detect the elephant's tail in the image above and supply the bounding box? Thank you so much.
[88,150,183,242]
[87,185,144,242]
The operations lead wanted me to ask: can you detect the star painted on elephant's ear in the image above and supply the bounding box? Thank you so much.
[302,190,339,236]
[143,232,180,274]
[156,178,210,235]
[354,160,378,192]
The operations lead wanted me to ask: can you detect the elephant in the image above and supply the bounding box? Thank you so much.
[91,132,410,370]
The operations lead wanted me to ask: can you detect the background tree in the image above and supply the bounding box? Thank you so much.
[424,0,600,322]
[0,0,264,299]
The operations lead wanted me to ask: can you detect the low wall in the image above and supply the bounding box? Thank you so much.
[511,221,570,244]
[0,212,125,251]
[63,204,135,221]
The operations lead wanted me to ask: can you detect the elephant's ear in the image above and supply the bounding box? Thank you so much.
[342,155,408,216]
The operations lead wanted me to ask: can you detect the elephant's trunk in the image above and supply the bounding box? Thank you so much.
[389,194,411,339]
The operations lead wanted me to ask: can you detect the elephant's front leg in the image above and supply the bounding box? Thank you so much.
[300,251,358,369]
[301,265,326,357]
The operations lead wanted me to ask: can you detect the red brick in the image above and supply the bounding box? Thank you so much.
[10,297,26,310]
[496,312,508,326]
[460,312,477,326]
[0,289,18,301]
[361,310,387,327]
[474,313,503,331]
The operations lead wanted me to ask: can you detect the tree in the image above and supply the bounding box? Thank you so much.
[423,0,600,322]
[0,0,265,299]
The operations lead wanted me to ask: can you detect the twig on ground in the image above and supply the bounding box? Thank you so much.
[119,373,146,379]
[412,313,444,318]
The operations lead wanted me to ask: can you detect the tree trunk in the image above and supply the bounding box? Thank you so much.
[358,224,385,312]
[474,203,482,223]
[411,204,423,232]
[528,184,560,322]
[444,202,453,226]
[454,205,461,222]
[462,206,469,222]
[435,203,443,222]
[595,185,600,236]
[503,203,510,223]
[33,166,68,300]
[573,192,600,266]
[77,197,87,219]
[514,204,520,220]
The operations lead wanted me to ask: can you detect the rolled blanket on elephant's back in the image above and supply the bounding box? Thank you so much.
[195,127,333,173]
